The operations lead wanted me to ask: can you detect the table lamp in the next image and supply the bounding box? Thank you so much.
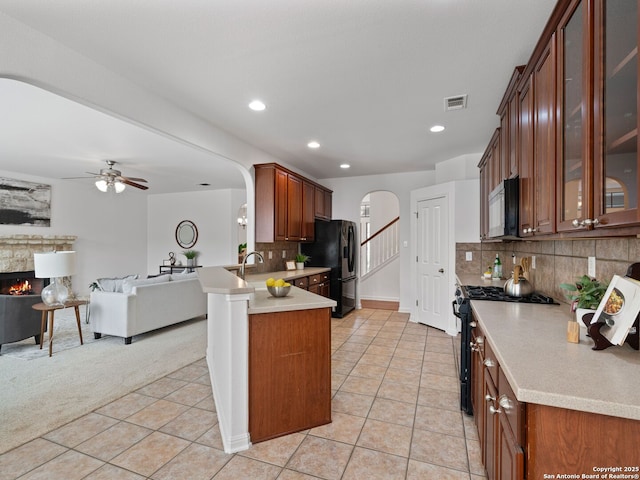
[34,251,77,306]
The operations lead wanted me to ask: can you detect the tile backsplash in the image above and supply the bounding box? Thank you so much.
[456,237,640,307]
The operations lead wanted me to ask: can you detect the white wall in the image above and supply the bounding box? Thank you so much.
[326,155,481,315]
[147,189,245,272]
[0,169,147,297]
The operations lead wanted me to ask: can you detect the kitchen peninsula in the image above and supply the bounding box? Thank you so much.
[197,266,336,454]
[457,273,640,477]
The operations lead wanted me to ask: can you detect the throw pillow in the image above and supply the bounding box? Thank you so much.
[95,274,138,293]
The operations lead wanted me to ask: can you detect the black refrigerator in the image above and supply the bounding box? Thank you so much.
[301,220,357,318]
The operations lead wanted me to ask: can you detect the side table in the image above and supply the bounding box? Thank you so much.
[31,299,88,357]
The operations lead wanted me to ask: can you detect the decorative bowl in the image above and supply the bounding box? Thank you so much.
[267,285,291,298]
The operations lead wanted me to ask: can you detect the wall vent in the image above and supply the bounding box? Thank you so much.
[444,94,468,111]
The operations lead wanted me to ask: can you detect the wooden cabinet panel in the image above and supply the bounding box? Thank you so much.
[519,75,535,237]
[478,157,490,240]
[294,277,308,289]
[302,181,315,241]
[526,403,640,477]
[286,174,303,241]
[249,308,331,443]
[483,373,498,480]
[275,168,289,241]
[497,65,525,182]
[314,186,333,221]
[498,415,524,480]
[532,36,557,235]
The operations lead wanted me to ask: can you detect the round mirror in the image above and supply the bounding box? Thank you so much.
[176,220,198,248]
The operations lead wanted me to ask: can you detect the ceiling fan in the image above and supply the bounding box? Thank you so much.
[70,160,148,193]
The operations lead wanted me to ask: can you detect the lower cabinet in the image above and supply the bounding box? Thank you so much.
[294,272,330,298]
[471,323,640,479]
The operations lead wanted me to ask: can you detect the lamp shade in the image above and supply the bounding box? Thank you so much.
[34,251,77,278]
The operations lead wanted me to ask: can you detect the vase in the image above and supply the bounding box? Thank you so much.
[296,262,305,270]
[187,258,195,267]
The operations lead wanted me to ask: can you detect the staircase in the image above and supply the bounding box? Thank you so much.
[360,216,399,279]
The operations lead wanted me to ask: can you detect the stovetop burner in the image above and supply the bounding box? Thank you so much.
[462,285,558,305]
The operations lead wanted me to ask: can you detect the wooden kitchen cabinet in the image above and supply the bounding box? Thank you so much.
[255,163,332,243]
[478,156,490,240]
[497,66,525,182]
[592,0,639,229]
[472,323,525,480]
[532,36,557,235]
[481,0,640,239]
[518,75,535,237]
[294,272,330,298]
[557,0,590,232]
[314,185,332,221]
[248,307,331,443]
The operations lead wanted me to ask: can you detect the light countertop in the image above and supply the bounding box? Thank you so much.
[197,266,335,314]
[456,273,640,421]
[244,267,331,283]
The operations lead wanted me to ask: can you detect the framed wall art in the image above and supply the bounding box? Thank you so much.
[0,177,51,226]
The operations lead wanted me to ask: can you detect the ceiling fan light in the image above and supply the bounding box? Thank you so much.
[114,181,126,193]
[95,179,108,192]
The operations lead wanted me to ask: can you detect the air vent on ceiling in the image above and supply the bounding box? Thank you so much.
[444,94,468,111]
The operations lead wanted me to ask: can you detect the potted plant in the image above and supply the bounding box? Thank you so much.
[295,253,310,270]
[183,250,198,267]
[559,275,608,325]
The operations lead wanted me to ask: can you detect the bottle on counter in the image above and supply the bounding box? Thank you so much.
[492,254,502,279]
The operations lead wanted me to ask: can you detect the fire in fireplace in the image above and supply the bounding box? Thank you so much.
[0,271,46,296]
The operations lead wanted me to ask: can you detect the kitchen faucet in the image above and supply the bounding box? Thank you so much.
[239,251,264,280]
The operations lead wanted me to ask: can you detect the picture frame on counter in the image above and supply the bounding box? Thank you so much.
[285,261,296,271]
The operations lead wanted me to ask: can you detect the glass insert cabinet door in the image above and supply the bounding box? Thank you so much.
[559,0,586,229]
[593,0,638,227]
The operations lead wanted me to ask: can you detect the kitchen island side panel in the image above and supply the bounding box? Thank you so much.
[248,307,332,443]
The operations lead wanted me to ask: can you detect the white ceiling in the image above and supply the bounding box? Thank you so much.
[0,0,558,194]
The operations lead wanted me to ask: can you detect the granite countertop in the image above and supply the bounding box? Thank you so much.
[456,273,640,421]
[197,266,336,314]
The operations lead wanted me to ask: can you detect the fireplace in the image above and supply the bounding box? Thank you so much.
[0,271,50,351]
[0,271,47,296]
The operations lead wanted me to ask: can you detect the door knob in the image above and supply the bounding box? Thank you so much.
[438,268,445,273]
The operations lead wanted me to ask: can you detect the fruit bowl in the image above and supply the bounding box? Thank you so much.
[267,285,291,297]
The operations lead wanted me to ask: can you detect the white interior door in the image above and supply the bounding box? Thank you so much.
[416,195,449,330]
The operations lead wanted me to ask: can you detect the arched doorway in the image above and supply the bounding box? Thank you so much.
[359,191,400,309]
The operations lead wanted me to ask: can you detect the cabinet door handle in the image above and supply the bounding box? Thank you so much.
[498,395,514,411]
[489,405,502,415]
[484,358,495,368]
[485,394,496,402]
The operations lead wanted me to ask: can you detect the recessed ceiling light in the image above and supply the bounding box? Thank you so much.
[199,183,210,186]
[249,100,266,111]
[430,125,445,133]
[307,141,320,149]
[340,164,350,169]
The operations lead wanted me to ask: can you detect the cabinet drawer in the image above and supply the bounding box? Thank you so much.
[294,277,308,289]
[483,339,499,386]
[498,368,525,445]
[309,274,323,285]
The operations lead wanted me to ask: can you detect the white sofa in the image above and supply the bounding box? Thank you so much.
[90,273,207,344]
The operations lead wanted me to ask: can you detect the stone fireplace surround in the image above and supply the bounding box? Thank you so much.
[0,235,77,274]
[0,236,76,350]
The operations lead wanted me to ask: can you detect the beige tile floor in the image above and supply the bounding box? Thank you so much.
[0,308,487,480]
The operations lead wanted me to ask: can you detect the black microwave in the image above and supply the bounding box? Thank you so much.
[488,177,519,238]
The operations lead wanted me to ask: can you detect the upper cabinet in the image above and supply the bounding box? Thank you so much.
[592,0,638,228]
[483,0,640,239]
[255,163,332,243]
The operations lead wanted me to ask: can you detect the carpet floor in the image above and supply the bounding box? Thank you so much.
[0,311,207,454]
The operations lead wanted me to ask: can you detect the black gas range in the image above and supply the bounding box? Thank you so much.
[461,285,558,305]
